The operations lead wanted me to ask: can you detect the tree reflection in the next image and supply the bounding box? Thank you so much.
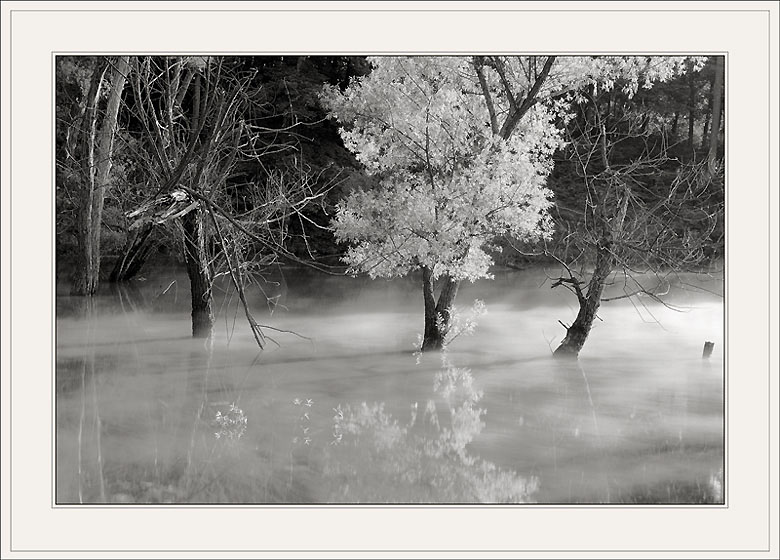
[320,353,538,503]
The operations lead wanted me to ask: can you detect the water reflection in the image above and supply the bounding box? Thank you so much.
[58,342,537,503]
[56,268,724,504]
[320,353,538,503]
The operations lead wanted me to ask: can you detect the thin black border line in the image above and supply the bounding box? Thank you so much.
[7,7,12,554]
[51,49,56,513]
[10,8,774,14]
[724,53,730,511]
[6,548,771,558]
[0,6,759,556]
[40,55,736,550]
[52,505,728,509]
[769,6,773,548]
[767,7,775,551]
[51,52,728,510]
[54,51,725,55]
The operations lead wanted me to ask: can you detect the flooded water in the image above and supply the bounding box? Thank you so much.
[56,266,724,504]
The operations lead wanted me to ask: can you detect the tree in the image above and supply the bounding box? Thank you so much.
[123,56,333,341]
[123,56,224,337]
[106,131,165,284]
[60,56,131,296]
[103,56,365,283]
[323,56,702,352]
[321,57,561,350]
[707,56,725,176]
[538,62,723,357]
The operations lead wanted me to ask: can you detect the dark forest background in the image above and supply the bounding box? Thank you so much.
[56,55,724,285]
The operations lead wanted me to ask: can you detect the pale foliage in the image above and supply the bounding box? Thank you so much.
[321,56,699,283]
[516,56,704,100]
[322,57,559,282]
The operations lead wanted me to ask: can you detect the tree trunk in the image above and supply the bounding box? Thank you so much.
[435,275,460,327]
[700,64,716,151]
[71,56,131,296]
[707,56,724,175]
[71,62,105,296]
[554,239,614,358]
[421,267,460,352]
[178,68,214,339]
[687,69,696,157]
[670,111,679,139]
[701,105,711,152]
[109,223,156,282]
[182,209,214,339]
[421,267,443,351]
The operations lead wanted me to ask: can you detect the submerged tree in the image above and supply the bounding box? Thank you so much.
[321,57,561,351]
[124,56,332,341]
[539,60,723,357]
[323,56,705,352]
[58,56,131,296]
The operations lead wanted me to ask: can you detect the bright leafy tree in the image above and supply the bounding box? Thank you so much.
[322,56,701,351]
[322,57,562,350]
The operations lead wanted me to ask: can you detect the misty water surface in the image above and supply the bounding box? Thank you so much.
[56,267,724,504]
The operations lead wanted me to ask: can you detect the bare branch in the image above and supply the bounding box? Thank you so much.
[473,57,499,135]
[498,55,556,139]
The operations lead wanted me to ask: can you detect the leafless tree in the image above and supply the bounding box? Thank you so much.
[525,86,724,357]
[122,56,338,343]
[62,56,131,296]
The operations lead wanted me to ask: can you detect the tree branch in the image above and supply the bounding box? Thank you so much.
[498,56,556,139]
[473,57,499,135]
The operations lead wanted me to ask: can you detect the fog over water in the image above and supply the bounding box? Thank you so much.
[56,267,724,504]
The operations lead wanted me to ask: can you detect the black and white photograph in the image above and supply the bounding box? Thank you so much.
[2,3,777,559]
[54,54,726,505]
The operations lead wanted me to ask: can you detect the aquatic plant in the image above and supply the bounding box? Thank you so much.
[292,397,314,446]
[213,403,247,441]
[414,298,487,361]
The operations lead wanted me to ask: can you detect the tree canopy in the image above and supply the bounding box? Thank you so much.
[322,57,562,282]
